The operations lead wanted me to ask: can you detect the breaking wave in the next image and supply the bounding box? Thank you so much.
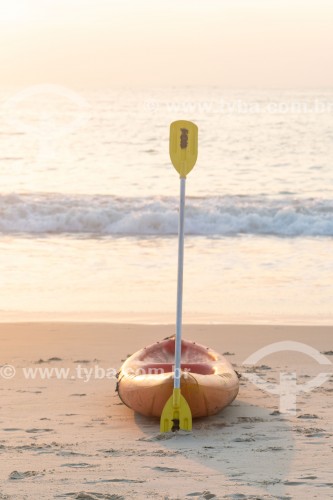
[1,193,333,237]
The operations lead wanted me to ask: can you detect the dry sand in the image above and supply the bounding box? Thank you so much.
[0,323,332,500]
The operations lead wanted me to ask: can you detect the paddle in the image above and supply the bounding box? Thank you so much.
[160,120,198,433]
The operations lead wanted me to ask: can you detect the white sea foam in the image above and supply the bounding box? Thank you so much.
[1,193,333,237]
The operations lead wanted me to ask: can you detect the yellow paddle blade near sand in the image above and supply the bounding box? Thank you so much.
[169,120,198,178]
[160,388,192,432]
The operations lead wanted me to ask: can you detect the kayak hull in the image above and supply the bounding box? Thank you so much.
[117,337,239,418]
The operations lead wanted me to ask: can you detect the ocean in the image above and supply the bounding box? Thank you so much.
[0,86,332,324]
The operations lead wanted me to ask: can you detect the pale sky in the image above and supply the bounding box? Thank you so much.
[1,0,333,88]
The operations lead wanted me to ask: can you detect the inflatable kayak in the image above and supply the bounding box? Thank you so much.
[116,337,239,418]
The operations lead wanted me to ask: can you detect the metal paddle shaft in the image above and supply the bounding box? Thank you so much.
[174,177,186,391]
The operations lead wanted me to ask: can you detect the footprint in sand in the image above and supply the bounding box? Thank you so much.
[85,479,144,484]
[186,492,216,499]
[297,413,319,419]
[35,357,63,363]
[16,390,42,394]
[232,436,255,442]
[210,422,228,429]
[151,466,181,472]
[9,470,44,480]
[139,431,189,442]
[295,426,327,437]
[57,451,84,457]
[60,463,96,469]
[237,416,266,423]
[25,428,53,433]
[222,495,268,499]
[59,493,124,500]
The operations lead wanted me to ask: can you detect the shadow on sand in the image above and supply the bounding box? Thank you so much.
[133,399,295,499]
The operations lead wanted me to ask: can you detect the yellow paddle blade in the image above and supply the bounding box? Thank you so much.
[169,120,198,178]
[160,388,192,433]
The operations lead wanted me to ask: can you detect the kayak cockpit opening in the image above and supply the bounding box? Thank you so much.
[137,362,215,375]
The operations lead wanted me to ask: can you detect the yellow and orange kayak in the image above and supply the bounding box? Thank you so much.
[117,337,239,418]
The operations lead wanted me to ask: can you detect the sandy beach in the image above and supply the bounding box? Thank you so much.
[2,0,333,498]
[0,322,332,499]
